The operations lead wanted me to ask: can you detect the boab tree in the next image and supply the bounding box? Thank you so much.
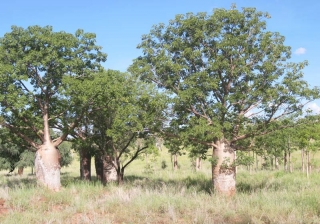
[0,26,106,190]
[130,6,319,195]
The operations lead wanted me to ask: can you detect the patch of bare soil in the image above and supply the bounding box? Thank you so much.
[0,198,9,216]
[71,212,95,224]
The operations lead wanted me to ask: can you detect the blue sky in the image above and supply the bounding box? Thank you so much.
[1,0,320,112]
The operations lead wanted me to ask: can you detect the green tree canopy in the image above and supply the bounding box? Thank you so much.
[63,69,167,183]
[0,25,106,190]
[130,6,320,194]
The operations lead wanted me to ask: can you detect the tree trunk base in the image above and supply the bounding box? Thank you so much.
[95,153,117,184]
[213,172,236,196]
[35,147,61,191]
[18,167,24,176]
[212,140,236,196]
[80,148,92,181]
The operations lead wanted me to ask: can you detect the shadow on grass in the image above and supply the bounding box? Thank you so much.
[0,175,37,189]
[236,180,269,193]
[0,172,264,195]
[124,174,213,195]
[2,171,287,195]
[236,172,285,194]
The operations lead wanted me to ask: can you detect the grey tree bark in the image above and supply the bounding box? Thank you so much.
[212,140,236,196]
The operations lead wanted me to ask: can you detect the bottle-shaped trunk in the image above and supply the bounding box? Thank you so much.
[34,103,61,191]
[35,142,61,191]
[212,140,236,196]
[80,148,91,181]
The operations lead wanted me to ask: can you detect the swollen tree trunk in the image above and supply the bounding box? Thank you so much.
[34,105,61,191]
[212,140,236,196]
[35,142,61,191]
[80,148,91,181]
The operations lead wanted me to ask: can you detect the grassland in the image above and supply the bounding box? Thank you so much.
[0,149,320,224]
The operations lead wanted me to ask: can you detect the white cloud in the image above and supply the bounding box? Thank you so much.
[294,47,306,55]
[306,102,320,114]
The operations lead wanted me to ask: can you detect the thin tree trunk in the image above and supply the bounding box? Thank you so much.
[95,153,103,181]
[80,148,91,181]
[309,152,312,174]
[173,154,178,171]
[301,148,305,173]
[195,157,200,171]
[306,151,309,178]
[284,149,287,172]
[289,150,292,173]
[235,150,237,174]
[117,168,124,185]
[248,151,252,174]
[212,140,236,196]
[288,136,292,173]
[255,152,258,171]
[306,150,310,178]
[18,167,24,176]
[275,156,279,170]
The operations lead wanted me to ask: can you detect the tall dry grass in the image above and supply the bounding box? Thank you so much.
[0,149,320,223]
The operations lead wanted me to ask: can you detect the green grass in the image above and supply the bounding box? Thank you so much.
[1,150,320,223]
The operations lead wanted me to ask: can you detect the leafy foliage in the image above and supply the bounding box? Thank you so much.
[0,25,107,149]
[130,6,319,147]
[63,69,167,179]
